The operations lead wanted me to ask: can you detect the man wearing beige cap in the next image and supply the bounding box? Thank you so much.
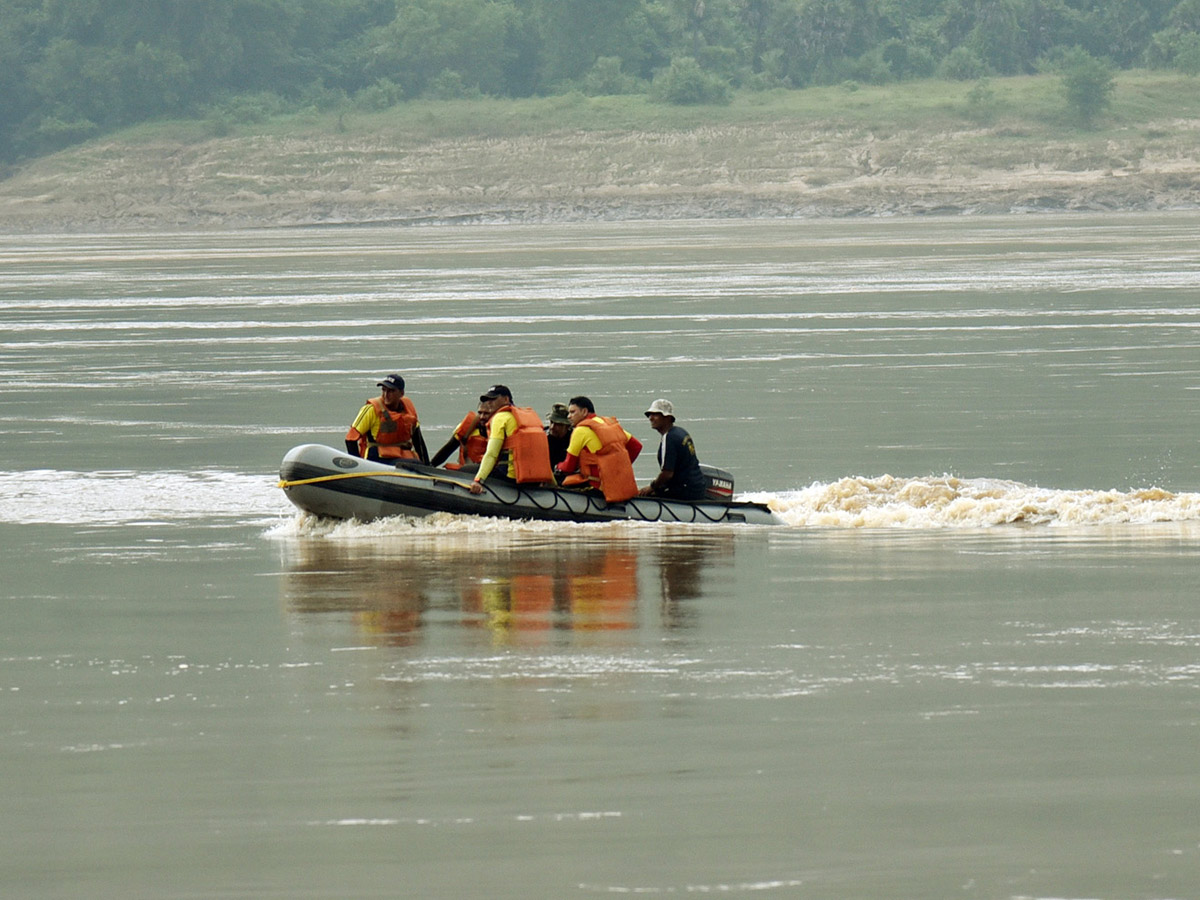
[639,398,705,500]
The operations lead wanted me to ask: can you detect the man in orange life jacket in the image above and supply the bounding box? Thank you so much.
[344,374,430,464]
[555,395,643,502]
[468,384,555,494]
[429,399,492,470]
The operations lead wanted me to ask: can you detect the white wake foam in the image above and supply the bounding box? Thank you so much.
[4,469,1198,531]
[0,469,290,526]
[745,474,1200,529]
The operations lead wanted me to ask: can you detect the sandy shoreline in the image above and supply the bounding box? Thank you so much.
[2,121,1198,231]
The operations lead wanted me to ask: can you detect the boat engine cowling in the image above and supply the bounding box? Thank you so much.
[699,464,734,502]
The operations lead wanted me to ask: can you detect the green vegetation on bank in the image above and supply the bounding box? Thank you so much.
[2,68,1196,232]
[109,68,1200,151]
[2,0,1199,163]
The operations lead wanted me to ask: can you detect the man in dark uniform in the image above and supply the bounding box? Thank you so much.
[638,398,705,500]
[544,402,573,470]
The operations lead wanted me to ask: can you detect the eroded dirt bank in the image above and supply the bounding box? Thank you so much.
[1,120,1198,231]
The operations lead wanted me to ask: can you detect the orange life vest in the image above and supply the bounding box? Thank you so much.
[576,416,639,502]
[361,396,418,460]
[446,411,489,470]
[496,405,554,483]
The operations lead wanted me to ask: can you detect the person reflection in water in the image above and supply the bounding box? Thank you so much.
[283,538,731,645]
[282,542,429,648]
[459,545,639,642]
[344,373,429,464]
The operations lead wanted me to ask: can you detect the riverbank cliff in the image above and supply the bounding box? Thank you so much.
[2,97,1198,231]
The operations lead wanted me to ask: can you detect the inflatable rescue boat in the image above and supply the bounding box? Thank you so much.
[278,444,783,526]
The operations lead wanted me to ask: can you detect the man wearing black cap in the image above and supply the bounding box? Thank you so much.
[344,374,430,464]
[468,385,554,493]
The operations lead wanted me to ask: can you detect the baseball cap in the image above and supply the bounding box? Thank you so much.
[480,384,512,402]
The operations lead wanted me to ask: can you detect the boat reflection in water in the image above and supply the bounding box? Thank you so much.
[279,527,734,646]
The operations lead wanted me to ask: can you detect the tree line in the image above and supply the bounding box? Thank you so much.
[3,0,1199,161]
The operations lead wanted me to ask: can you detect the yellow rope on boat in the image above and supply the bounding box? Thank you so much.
[278,469,467,489]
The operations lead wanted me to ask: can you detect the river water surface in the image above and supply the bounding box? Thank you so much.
[2,214,1200,898]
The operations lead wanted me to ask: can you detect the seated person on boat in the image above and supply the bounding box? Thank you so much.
[468,385,555,494]
[429,400,492,471]
[344,374,429,464]
[638,398,705,501]
[555,396,643,502]
[544,402,573,470]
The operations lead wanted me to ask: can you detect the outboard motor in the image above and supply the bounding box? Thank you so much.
[699,464,734,502]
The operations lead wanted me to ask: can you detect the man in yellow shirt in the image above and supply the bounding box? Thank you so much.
[554,395,642,502]
[344,374,429,464]
[468,384,554,493]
